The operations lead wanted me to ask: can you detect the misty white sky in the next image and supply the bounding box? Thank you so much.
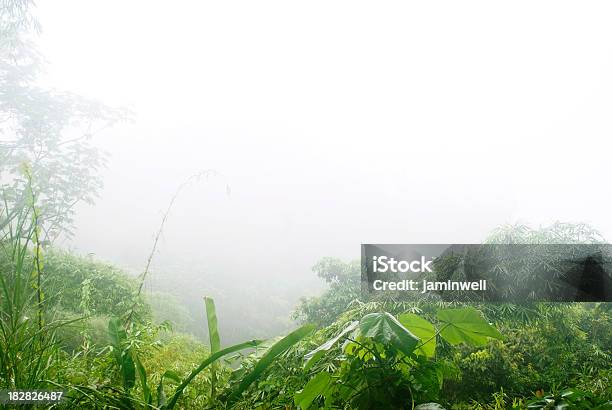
[34,1,612,290]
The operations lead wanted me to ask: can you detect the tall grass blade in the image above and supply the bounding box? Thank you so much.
[204,296,221,400]
[165,339,263,409]
[228,324,315,403]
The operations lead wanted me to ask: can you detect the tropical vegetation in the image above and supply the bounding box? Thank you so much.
[1,1,610,409]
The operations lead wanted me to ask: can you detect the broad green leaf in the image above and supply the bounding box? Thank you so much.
[165,339,263,409]
[359,312,419,356]
[204,297,221,353]
[294,371,332,409]
[437,308,502,346]
[398,313,436,357]
[304,321,357,371]
[229,324,316,403]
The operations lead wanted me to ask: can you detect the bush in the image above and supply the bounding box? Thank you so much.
[42,249,149,319]
[444,303,612,404]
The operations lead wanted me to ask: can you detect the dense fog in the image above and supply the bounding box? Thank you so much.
[30,1,612,342]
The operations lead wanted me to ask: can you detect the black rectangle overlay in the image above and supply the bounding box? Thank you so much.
[362,244,612,302]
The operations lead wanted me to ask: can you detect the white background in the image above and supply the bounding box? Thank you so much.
[35,1,612,295]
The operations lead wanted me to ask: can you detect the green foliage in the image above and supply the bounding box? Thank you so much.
[0,244,149,352]
[2,2,610,407]
[165,339,264,409]
[43,249,148,318]
[304,320,358,371]
[358,311,420,356]
[444,303,612,404]
[139,333,211,409]
[294,371,332,409]
[108,317,136,392]
[47,262,609,410]
[228,323,315,403]
[0,186,74,391]
[294,258,362,327]
[291,307,502,409]
[1,182,610,410]
[24,249,150,351]
[485,222,606,245]
[526,389,612,409]
[62,297,314,410]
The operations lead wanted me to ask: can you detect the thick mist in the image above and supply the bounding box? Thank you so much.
[33,1,612,342]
